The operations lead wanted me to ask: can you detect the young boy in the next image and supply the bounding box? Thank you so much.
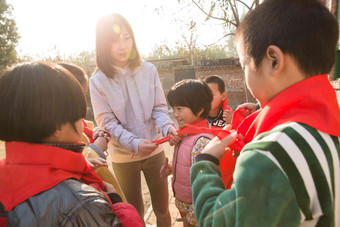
[203,75,236,189]
[203,75,233,128]
[191,0,340,226]
[0,62,142,226]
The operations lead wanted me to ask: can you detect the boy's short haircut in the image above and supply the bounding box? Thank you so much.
[0,62,87,143]
[203,75,226,94]
[236,0,339,76]
[58,62,88,88]
[167,79,213,119]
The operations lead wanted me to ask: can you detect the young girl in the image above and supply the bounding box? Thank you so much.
[160,79,213,227]
[0,62,143,226]
[89,13,177,225]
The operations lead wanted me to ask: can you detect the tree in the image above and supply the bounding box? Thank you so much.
[0,0,19,72]
[70,50,96,76]
[149,0,259,62]
[36,48,96,76]
[177,0,261,42]
[179,20,198,65]
[146,44,175,60]
[201,45,229,59]
[146,43,235,62]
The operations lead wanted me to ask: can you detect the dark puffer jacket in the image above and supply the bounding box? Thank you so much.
[5,179,122,227]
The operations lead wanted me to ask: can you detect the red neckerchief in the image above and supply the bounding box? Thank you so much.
[238,74,340,144]
[0,142,105,211]
[82,119,94,143]
[220,98,233,112]
[230,108,248,130]
[153,118,209,144]
[152,118,245,150]
[188,118,209,127]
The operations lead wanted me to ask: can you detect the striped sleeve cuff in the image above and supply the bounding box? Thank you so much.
[88,144,106,159]
[107,193,123,204]
[195,153,220,166]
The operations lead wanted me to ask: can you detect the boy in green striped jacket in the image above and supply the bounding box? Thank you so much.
[190,0,340,226]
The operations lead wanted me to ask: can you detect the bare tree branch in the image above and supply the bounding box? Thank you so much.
[171,2,193,16]
[192,0,238,27]
[204,32,235,47]
[237,0,252,10]
[192,1,227,21]
[228,0,240,27]
[232,0,240,26]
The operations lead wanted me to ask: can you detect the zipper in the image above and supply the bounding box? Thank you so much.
[172,142,182,198]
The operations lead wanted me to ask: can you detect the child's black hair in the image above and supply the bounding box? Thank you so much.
[236,0,339,77]
[203,75,226,94]
[0,62,87,143]
[58,62,88,89]
[167,79,213,119]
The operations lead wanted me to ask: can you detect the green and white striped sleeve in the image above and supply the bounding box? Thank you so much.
[191,122,339,227]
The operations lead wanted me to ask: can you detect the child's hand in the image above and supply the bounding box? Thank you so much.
[237,102,258,116]
[175,217,185,222]
[175,217,190,226]
[94,136,109,151]
[223,124,232,131]
[86,157,107,169]
[202,132,237,160]
[103,181,116,194]
[167,127,181,146]
[223,109,233,124]
[93,129,111,143]
[160,157,172,179]
[138,140,158,158]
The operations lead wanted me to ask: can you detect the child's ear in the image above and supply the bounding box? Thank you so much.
[197,108,204,117]
[266,45,284,75]
[44,125,64,143]
[221,91,227,100]
[54,127,63,139]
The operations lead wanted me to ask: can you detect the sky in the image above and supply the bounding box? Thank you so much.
[6,0,227,59]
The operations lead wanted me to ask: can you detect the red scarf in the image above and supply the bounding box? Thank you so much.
[231,108,248,130]
[0,142,104,211]
[82,119,94,143]
[153,118,223,144]
[238,74,340,143]
[153,117,243,150]
[220,97,233,112]
[187,118,209,127]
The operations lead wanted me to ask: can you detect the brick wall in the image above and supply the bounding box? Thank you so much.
[153,58,256,110]
[157,69,175,92]
[195,65,256,110]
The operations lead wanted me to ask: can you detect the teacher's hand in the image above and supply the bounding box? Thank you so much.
[138,140,158,158]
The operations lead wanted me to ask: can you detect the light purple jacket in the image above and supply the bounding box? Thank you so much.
[89,61,175,163]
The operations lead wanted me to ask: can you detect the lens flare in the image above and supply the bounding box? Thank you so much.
[113,24,121,35]
[129,48,137,60]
